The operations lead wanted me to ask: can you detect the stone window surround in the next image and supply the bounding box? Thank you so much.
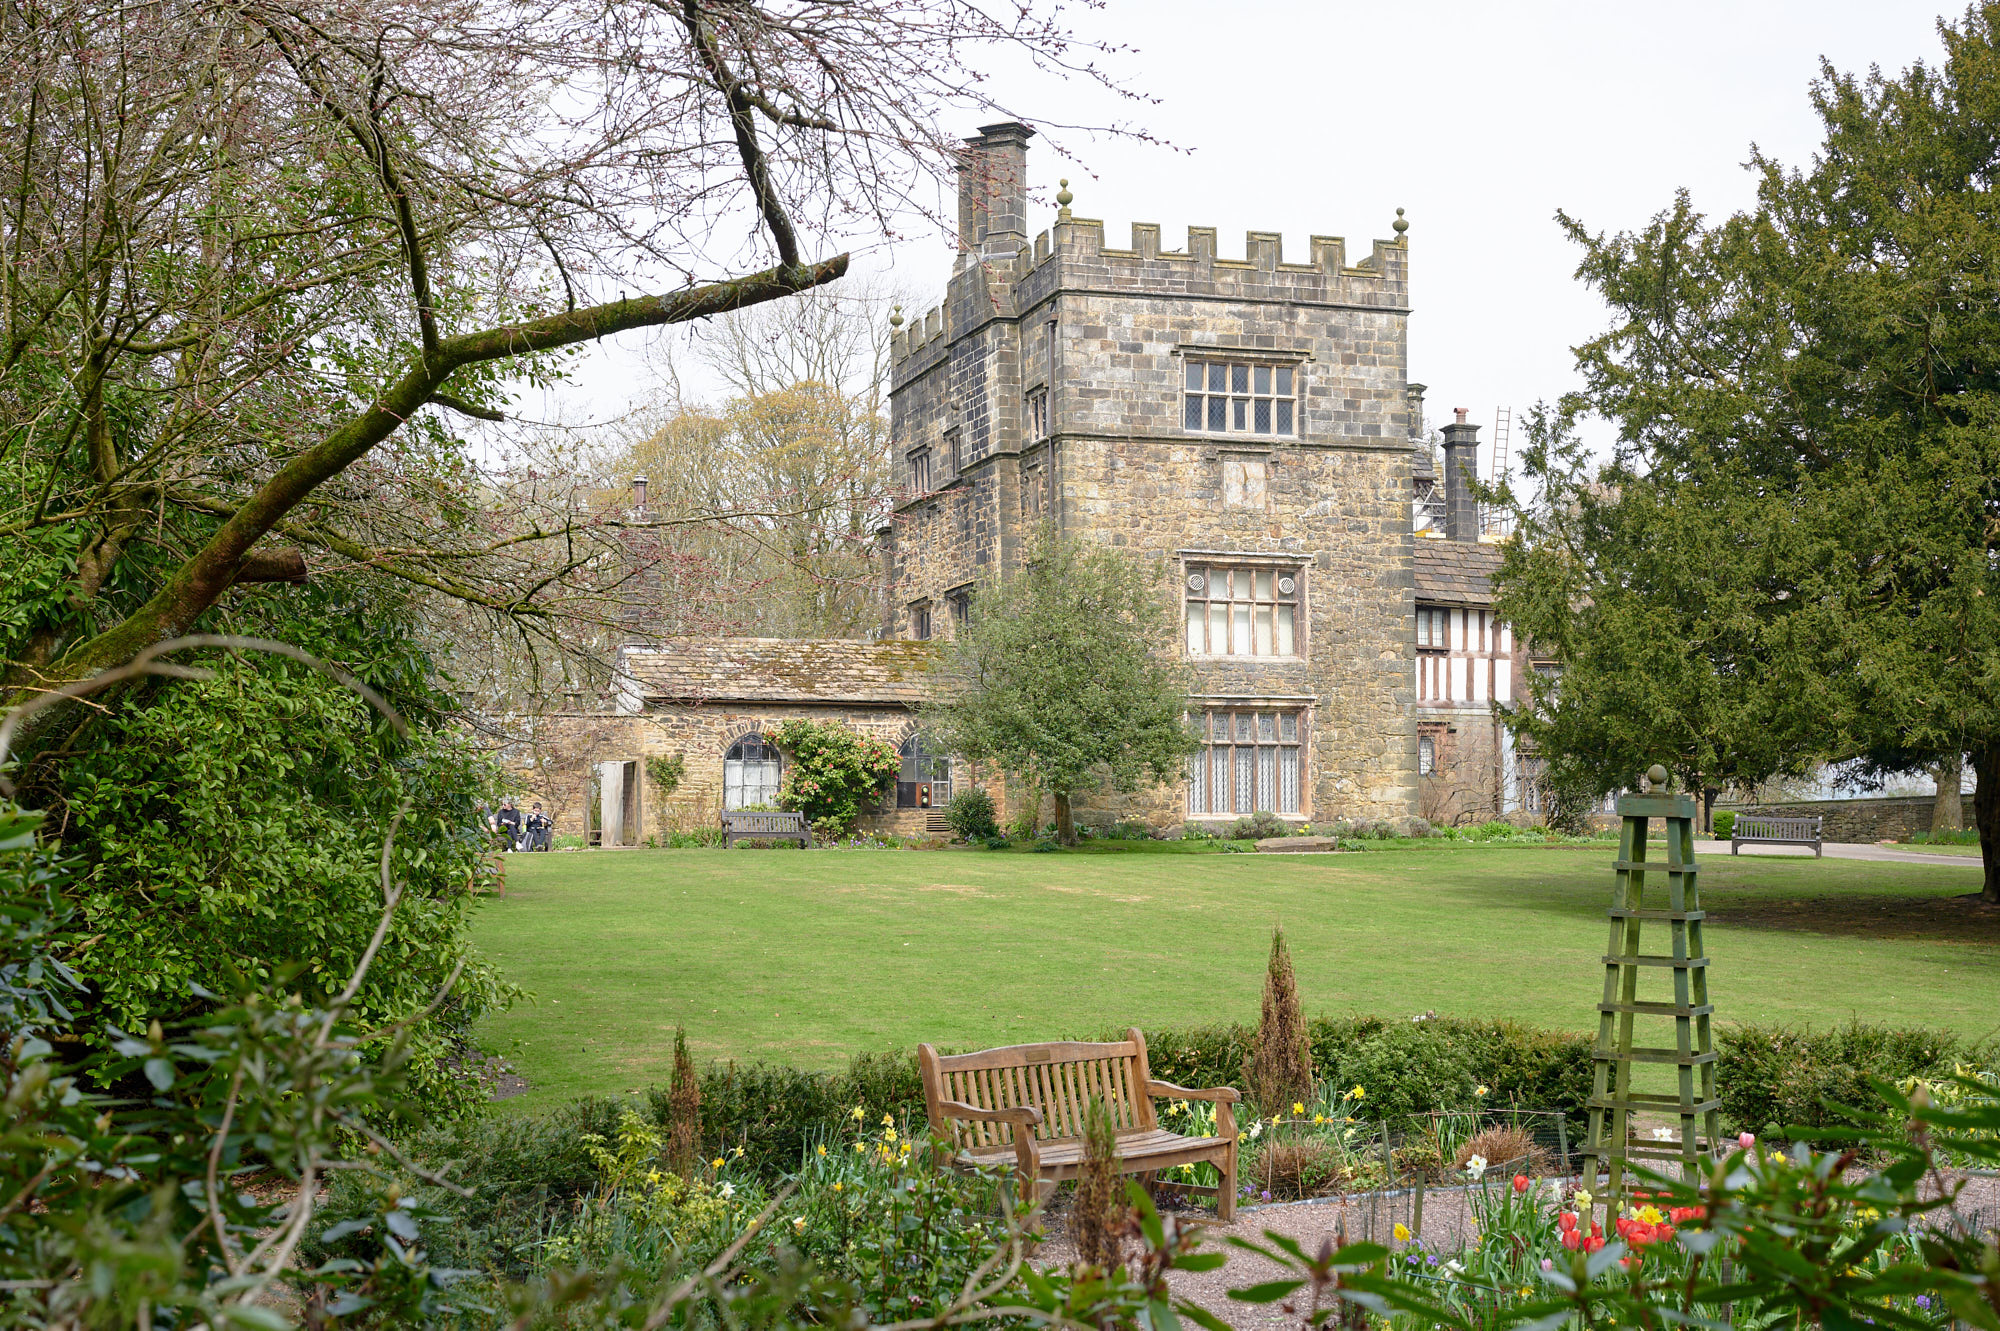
[1185,692,1315,821]
[1172,344,1312,440]
[1177,549,1309,661]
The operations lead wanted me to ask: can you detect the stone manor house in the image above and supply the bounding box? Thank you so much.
[573,124,1536,844]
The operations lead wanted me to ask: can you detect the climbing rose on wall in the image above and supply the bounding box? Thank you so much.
[770,721,900,837]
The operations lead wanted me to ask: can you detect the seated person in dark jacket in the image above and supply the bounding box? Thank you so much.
[497,798,523,850]
[524,804,552,851]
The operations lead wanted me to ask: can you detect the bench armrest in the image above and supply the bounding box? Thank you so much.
[934,1100,1044,1129]
[1146,1081,1240,1104]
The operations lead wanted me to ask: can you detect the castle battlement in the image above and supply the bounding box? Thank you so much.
[892,214,1409,363]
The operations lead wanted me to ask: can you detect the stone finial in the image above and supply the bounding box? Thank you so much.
[1646,763,1670,789]
[889,304,904,329]
[1393,207,1408,238]
[1056,178,1073,221]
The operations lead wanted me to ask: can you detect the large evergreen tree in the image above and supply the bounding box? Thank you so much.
[922,530,1198,844]
[1495,6,2000,899]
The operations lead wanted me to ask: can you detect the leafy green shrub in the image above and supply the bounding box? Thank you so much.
[669,825,724,848]
[943,787,999,840]
[769,719,898,836]
[1713,810,1737,839]
[1718,1022,1987,1143]
[1230,811,1288,840]
[53,624,512,1116]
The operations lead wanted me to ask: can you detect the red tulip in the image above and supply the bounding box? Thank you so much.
[1558,1211,1578,1232]
[1560,1229,1581,1251]
[1512,1173,1530,1193]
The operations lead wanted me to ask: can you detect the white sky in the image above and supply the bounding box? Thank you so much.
[538,0,1956,479]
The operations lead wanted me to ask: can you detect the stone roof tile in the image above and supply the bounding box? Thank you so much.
[623,637,936,706]
[1412,539,1504,606]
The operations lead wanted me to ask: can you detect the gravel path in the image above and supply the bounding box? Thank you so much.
[1692,838,1983,868]
[1032,1172,2000,1329]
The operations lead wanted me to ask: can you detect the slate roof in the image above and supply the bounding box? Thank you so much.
[1413,538,1504,606]
[622,637,936,706]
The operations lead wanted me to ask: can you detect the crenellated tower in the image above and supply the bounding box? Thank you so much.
[881,124,1425,823]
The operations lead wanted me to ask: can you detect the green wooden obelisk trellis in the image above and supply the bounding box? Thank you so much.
[1581,764,1721,1217]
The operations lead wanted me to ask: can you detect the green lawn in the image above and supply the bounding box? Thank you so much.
[470,843,1994,1110]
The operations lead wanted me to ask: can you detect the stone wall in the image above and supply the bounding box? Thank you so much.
[511,706,971,843]
[1717,795,1976,844]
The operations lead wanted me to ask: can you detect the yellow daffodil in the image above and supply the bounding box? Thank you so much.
[1636,1205,1663,1226]
[733,1145,744,1158]
[711,1157,725,1169]
[816,1144,827,1157]
[1313,1114,1327,1125]
[793,1217,807,1231]
[884,1126,898,1143]
[1293,1102,1306,1115]
[1475,1085,1490,1097]
[1519,1288,1531,1299]
[1393,1222,1410,1242]
[854,1142,866,1153]
[881,1113,894,1127]
[832,1181,843,1192]
[852,1107,865,1121]
[1345,1085,1366,1101]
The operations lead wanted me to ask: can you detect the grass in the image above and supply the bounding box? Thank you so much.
[470,843,1996,1111]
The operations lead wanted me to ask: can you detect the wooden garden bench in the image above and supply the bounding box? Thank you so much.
[1730,814,1823,858]
[719,810,813,848]
[918,1028,1242,1220]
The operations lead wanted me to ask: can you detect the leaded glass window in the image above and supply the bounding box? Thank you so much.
[1183,360,1296,436]
[1187,709,1304,816]
[723,735,781,810]
[1184,565,1300,657]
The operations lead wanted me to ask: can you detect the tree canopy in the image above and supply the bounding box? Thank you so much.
[1493,5,2000,896]
[922,530,1198,843]
[0,0,1134,762]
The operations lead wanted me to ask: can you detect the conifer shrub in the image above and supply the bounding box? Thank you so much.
[668,1025,701,1177]
[1244,927,1314,1115]
[1070,1096,1124,1270]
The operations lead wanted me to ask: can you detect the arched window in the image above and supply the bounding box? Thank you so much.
[897,734,952,809]
[1418,734,1436,777]
[723,734,781,810]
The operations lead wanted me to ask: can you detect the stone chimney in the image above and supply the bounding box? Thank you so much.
[1440,408,1480,541]
[957,122,1034,256]
[631,475,648,508]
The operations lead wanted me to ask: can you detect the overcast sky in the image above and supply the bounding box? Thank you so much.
[540,0,1958,480]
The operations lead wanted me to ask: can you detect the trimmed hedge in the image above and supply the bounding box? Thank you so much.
[640,1015,1988,1178]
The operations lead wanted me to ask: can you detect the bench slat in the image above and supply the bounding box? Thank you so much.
[934,1039,1141,1073]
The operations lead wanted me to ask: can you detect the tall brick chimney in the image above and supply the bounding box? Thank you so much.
[958,122,1034,255]
[1440,408,1480,541]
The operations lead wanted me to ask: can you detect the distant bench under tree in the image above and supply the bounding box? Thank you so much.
[1730,814,1823,858]
[719,810,813,848]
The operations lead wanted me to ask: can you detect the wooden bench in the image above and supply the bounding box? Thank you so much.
[1731,814,1823,858]
[918,1028,1241,1220]
[720,810,813,848]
